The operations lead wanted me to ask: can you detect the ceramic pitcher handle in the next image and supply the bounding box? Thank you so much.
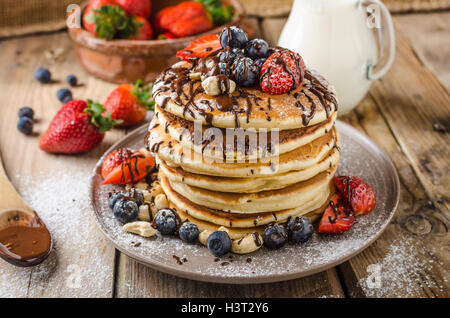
[362,0,396,81]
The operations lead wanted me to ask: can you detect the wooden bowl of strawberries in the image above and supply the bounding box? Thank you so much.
[69,0,251,84]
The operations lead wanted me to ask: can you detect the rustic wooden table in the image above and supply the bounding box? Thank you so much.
[0,11,448,298]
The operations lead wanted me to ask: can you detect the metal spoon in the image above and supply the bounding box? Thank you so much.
[0,154,52,267]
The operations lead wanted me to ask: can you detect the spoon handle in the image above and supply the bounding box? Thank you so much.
[0,153,33,213]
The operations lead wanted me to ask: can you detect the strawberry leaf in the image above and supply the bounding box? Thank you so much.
[85,100,122,133]
[90,5,141,40]
[196,0,235,26]
[131,80,155,111]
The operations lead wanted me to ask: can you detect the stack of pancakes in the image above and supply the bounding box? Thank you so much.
[146,61,339,240]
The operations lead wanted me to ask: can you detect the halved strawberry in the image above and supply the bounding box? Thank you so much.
[101,147,134,179]
[333,176,376,215]
[318,193,355,234]
[176,34,221,62]
[102,148,155,185]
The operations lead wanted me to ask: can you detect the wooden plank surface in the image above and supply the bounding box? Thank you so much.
[0,32,119,297]
[0,11,448,298]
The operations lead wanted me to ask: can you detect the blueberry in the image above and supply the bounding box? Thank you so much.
[127,188,144,206]
[219,26,248,49]
[218,62,228,76]
[287,216,313,244]
[263,224,288,249]
[231,57,259,87]
[207,231,231,257]
[218,50,236,64]
[18,106,34,119]
[57,88,73,103]
[179,222,199,243]
[113,199,138,223]
[34,68,51,83]
[254,58,266,71]
[245,39,269,59]
[108,193,124,209]
[17,117,33,135]
[66,74,78,87]
[154,208,179,235]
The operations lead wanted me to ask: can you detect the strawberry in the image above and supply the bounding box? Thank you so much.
[333,176,376,215]
[260,49,305,95]
[176,34,221,62]
[83,0,117,34]
[318,193,355,234]
[83,2,142,39]
[103,80,154,127]
[157,32,177,40]
[102,149,155,185]
[152,6,175,35]
[39,100,120,154]
[158,2,213,38]
[129,16,153,40]
[117,0,151,18]
[101,147,134,179]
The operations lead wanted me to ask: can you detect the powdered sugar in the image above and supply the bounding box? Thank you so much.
[0,163,114,297]
[91,122,399,283]
[358,236,447,297]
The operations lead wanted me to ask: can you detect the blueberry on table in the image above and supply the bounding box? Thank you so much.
[57,88,73,103]
[17,117,33,135]
[231,57,259,87]
[207,231,231,257]
[154,208,179,235]
[179,222,199,243]
[245,39,269,59]
[263,224,288,249]
[34,67,51,83]
[287,216,314,244]
[18,106,34,119]
[113,199,138,223]
[108,193,124,210]
[66,74,78,87]
[219,26,248,49]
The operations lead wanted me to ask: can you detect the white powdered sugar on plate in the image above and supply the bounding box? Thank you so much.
[0,163,114,297]
[91,121,400,284]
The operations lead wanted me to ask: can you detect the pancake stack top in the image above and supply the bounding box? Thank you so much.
[146,31,339,241]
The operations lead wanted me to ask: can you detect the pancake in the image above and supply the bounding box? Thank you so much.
[162,171,332,228]
[159,145,339,193]
[170,196,329,240]
[166,165,336,213]
[152,61,338,130]
[155,104,337,162]
[147,116,339,178]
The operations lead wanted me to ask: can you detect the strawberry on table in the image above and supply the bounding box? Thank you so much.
[318,193,355,234]
[39,100,120,154]
[103,80,155,127]
[333,176,376,215]
[117,0,151,18]
[102,149,155,185]
[129,16,153,40]
[260,49,305,95]
[176,34,221,62]
[101,147,134,179]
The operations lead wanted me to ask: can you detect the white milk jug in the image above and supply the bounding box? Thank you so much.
[278,0,395,114]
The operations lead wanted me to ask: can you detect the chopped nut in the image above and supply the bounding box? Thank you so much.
[154,193,169,210]
[189,72,201,80]
[138,204,151,221]
[199,229,213,246]
[201,76,236,96]
[231,233,263,254]
[123,221,156,237]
